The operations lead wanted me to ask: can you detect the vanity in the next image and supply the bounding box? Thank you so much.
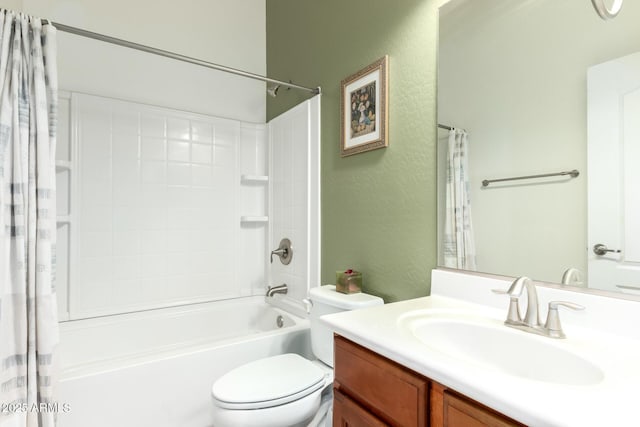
[333,335,522,426]
[322,269,640,426]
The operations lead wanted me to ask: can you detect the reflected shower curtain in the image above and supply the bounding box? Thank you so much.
[0,10,59,427]
[443,129,476,270]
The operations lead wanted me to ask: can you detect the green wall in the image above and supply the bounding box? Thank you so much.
[266,0,439,302]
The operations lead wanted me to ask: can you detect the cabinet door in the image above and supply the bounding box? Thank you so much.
[443,392,524,427]
[334,335,428,426]
[334,389,389,427]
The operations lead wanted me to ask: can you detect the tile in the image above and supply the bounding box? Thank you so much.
[141,137,166,161]
[113,256,140,281]
[139,206,167,230]
[113,179,139,207]
[167,118,190,140]
[112,279,143,306]
[167,230,195,252]
[213,121,238,146]
[167,186,192,207]
[141,230,167,254]
[113,109,139,135]
[191,143,212,164]
[168,163,191,186]
[167,140,191,162]
[141,254,168,278]
[141,114,166,138]
[191,165,212,187]
[141,185,168,208]
[79,205,113,232]
[113,231,140,256]
[213,144,234,166]
[191,252,212,275]
[191,121,213,143]
[57,97,71,162]
[167,207,193,230]
[56,169,70,216]
[80,231,112,257]
[79,280,113,310]
[79,257,114,285]
[141,161,166,185]
[167,253,191,276]
[113,206,140,231]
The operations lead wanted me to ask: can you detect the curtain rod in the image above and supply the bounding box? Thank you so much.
[438,124,454,131]
[44,20,321,95]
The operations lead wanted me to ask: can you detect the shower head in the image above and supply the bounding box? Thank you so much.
[267,84,280,97]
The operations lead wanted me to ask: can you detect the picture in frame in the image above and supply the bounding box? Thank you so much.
[340,55,389,157]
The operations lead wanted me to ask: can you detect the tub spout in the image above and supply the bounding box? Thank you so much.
[266,284,288,297]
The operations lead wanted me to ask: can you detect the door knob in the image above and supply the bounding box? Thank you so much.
[593,243,621,256]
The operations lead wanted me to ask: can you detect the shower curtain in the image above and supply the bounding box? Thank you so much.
[443,129,477,270]
[0,10,59,427]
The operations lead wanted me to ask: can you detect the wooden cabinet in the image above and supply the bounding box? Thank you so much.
[334,389,388,427]
[334,334,428,426]
[334,335,525,427]
[442,391,523,427]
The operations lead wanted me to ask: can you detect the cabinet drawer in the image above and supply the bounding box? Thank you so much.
[334,335,428,427]
[334,389,389,427]
[443,391,525,427]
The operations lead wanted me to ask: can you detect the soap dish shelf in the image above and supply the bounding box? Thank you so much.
[240,216,269,224]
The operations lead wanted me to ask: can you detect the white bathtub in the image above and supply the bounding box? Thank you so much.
[56,297,311,427]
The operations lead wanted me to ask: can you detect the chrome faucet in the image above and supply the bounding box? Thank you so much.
[493,276,585,339]
[266,284,288,297]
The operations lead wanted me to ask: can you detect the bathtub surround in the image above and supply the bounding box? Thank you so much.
[52,92,320,426]
[268,97,322,317]
[0,11,59,426]
[266,0,439,302]
[57,93,270,318]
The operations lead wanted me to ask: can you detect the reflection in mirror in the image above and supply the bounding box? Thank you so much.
[437,0,640,295]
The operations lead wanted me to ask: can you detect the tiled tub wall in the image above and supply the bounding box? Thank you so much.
[56,92,268,320]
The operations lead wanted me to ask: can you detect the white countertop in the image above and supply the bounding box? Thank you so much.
[320,269,640,427]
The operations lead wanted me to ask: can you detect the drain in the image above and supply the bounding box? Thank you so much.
[276,315,284,328]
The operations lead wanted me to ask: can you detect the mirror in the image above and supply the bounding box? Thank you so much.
[437,0,640,295]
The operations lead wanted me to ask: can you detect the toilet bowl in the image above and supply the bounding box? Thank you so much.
[211,285,383,427]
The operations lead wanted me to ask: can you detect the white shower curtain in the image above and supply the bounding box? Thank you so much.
[0,10,59,427]
[443,129,476,270]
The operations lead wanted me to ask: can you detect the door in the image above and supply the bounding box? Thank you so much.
[587,52,640,293]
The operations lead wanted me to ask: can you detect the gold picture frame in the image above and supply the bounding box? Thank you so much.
[340,55,389,157]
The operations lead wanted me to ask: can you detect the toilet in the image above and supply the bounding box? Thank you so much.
[211,285,383,427]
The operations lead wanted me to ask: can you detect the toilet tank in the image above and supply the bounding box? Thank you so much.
[309,285,384,367]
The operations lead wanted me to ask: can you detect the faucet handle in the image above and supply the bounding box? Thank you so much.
[492,289,523,325]
[491,276,532,297]
[544,301,585,339]
[548,301,585,311]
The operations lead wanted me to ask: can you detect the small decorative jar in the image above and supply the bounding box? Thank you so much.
[336,269,362,294]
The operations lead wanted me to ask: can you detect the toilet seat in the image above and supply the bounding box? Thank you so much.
[212,353,327,410]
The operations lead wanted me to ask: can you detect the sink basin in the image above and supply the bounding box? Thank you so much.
[399,310,604,386]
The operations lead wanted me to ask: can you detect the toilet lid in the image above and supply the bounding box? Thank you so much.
[212,353,327,410]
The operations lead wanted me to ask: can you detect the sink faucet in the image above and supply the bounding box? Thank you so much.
[266,284,288,297]
[493,276,585,339]
[493,276,539,327]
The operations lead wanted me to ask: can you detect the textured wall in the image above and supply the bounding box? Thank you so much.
[266,0,439,301]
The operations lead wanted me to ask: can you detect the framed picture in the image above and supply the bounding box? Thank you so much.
[340,55,389,157]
